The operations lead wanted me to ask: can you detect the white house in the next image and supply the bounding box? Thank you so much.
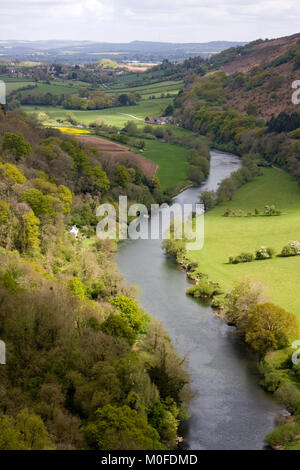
[69,225,79,238]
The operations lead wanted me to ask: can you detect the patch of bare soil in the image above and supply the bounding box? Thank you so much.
[75,135,158,178]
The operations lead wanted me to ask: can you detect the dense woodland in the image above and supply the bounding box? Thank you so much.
[0,109,189,450]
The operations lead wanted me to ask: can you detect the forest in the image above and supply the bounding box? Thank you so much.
[0,108,189,450]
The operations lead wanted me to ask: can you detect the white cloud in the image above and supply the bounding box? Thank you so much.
[0,0,299,42]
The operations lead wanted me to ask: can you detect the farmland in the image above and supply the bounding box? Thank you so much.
[141,140,189,190]
[22,97,173,127]
[16,73,192,190]
[75,135,158,179]
[187,168,300,319]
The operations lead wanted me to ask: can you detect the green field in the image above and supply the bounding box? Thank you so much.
[188,168,300,318]
[142,140,189,190]
[22,97,173,127]
[104,80,183,98]
[0,76,35,93]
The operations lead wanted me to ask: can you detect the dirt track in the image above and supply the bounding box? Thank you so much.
[75,135,158,179]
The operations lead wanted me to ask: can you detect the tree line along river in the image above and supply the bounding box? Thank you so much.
[117,149,280,450]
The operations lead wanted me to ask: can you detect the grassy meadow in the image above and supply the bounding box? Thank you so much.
[22,97,174,128]
[142,140,189,190]
[188,168,300,318]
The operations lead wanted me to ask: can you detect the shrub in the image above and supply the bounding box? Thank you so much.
[186,279,221,299]
[255,246,275,260]
[265,423,300,448]
[281,240,300,257]
[162,239,186,261]
[264,205,281,216]
[229,252,254,264]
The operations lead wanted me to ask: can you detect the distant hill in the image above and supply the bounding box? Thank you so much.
[206,33,300,118]
[0,39,247,64]
[210,33,300,73]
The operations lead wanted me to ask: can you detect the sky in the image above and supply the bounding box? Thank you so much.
[0,0,299,43]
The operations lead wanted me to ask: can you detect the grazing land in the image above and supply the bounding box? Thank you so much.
[21,97,174,127]
[141,140,189,190]
[187,168,300,319]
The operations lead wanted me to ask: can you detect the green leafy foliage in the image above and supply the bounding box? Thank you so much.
[84,405,163,450]
[2,132,31,159]
[109,296,149,334]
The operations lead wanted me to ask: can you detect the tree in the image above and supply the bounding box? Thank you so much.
[69,277,86,300]
[0,163,27,184]
[217,177,236,202]
[246,303,299,355]
[88,166,110,193]
[200,190,217,211]
[101,313,136,346]
[0,201,10,224]
[0,409,55,450]
[115,165,130,188]
[187,165,204,185]
[20,188,56,218]
[164,104,174,116]
[58,185,73,213]
[3,132,31,159]
[123,121,139,136]
[22,210,40,254]
[246,103,258,116]
[84,405,163,450]
[109,296,148,334]
[225,279,267,334]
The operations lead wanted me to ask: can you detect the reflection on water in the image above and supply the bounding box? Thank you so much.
[117,150,280,450]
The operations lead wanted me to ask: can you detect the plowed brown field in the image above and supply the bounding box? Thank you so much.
[76,135,158,178]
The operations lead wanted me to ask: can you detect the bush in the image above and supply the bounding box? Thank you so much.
[265,423,300,448]
[186,279,221,299]
[255,246,275,260]
[281,240,300,257]
[162,239,186,261]
[229,252,254,264]
[264,204,281,216]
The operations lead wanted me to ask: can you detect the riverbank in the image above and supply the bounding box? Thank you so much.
[117,150,280,450]
[184,167,300,320]
[164,165,300,450]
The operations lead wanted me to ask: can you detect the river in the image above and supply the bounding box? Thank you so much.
[116,149,280,450]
